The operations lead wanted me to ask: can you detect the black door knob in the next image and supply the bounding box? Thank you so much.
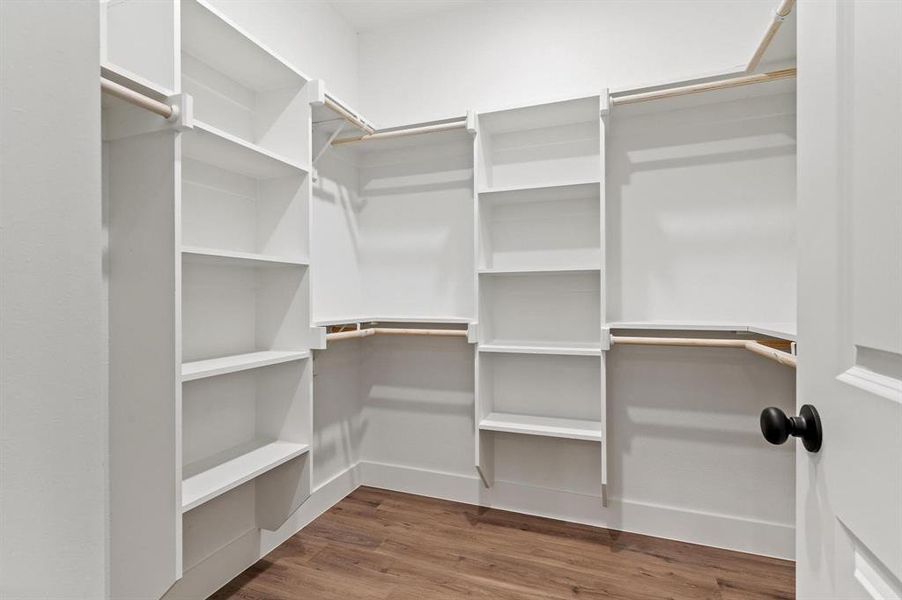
[760,404,822,453]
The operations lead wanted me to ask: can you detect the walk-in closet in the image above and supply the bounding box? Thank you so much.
[3,1,900,599]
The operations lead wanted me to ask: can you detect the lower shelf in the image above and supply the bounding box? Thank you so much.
[182,440,310,512]
[479,412,602,442]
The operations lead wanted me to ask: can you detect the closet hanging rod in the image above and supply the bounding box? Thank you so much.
[332,120,468,146]
[611,67,796,107]
[100,77,175,119]
[324,95,376,135]
[326,327,468,341]
[746,0,796,72]
[610,335,797,368]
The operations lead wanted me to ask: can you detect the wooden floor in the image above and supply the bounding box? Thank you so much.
[211,487,794,600]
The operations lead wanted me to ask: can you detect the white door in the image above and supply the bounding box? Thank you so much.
[796,0,902,597]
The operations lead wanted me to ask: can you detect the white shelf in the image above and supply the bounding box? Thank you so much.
[478,179,601,196]
[748,323,797,342]
[183,120,309,180]
[182,350,310,382]
[181,245,308,268]
[181,0,308,92]
[478,343,601,357]
[607,321,797,342]
[312,315,473,327]
[479,412,602,442]
[479,266,599,275]
[182,440,310,512]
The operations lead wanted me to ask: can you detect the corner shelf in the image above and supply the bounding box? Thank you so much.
[182,440,310,512]
[181,246,309,268]
[608,321,797,342]
[183,120,309,180]
[479,412,602,442]
[181,350,310,382]
[478,343,601,357]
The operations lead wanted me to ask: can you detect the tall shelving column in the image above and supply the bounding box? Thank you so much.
[473,95,607,495]
[176,0,318,576]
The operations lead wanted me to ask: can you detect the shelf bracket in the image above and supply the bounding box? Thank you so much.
[599,88,611,117]
[467,322,479,344]
[465,109,477,135]
[312,123,346,175]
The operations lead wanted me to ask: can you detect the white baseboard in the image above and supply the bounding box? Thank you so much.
[358,460,795,560]
[163,460,793,599]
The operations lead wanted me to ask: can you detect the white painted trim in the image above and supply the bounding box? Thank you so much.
[358,461,795,560]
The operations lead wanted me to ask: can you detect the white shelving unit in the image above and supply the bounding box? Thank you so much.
[473,95,607,491]
[102,1,319,592]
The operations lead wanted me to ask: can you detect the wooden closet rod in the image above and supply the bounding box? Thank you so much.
[332,120,468,146]
[324,94,376,135]
[746,0,796,72]
[610,336,797,368]
[326,327,468,341]
[611,68,796,107]
[100,77,175,119]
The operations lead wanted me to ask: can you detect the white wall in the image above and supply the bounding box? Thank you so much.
[0,1,108,598]
[208,0,359,106]
[607,92,797,324]
[358,0,779,127]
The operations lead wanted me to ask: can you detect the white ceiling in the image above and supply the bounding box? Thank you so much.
[331,0,487,32]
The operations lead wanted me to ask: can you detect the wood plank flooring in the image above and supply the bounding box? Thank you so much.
[210,487,794,600]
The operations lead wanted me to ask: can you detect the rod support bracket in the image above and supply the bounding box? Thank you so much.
[467,322,479,344]
[601,327,612,351]
[465,110,477,135]
[599,88,611,117]
[165,93,194,131]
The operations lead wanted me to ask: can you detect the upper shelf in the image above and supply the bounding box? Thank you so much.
[183,120,309,179]
[181,0,308,92]
[607,321,797,342]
